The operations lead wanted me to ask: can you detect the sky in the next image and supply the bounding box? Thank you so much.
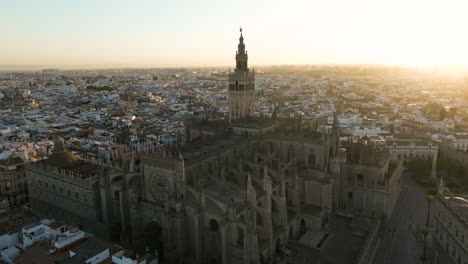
[1,0,468,69]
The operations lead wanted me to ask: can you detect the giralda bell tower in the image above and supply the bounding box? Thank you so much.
[228,27,255,122]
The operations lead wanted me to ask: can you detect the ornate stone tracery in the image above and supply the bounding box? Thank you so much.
[151,173,168,200]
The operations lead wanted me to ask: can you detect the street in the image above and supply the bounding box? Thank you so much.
[373,170,430,264]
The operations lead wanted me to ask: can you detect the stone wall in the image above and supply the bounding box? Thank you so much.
[0,168,28,208]
[25,165,99,224]
[355,217,384,264]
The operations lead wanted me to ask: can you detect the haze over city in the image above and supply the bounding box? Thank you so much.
[0,1,467,264]
[2,0,468,70]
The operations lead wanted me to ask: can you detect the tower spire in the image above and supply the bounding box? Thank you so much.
[228,27,255,121]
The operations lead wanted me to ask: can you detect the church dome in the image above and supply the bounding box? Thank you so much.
[46,137,78,168]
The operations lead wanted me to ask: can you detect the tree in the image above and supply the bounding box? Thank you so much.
[439,108,447,120]
[418,225,432,264]
[420,194,435,264]
[443,187,452,194]
[425,194,435,225]
[407,160,434,187]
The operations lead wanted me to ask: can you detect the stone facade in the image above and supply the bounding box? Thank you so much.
[25,138,107,236]
[431,191,468,264]
[0,157,28,208]
[126,128,339,264]
[339,136,403,218]
[26,163,99,224]
[386,137,438,178]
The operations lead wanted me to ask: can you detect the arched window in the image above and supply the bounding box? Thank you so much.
[207,163,214,177]
[288,145,295,161]
[309,151,316,167]
[239,214,246,223]
[186,171,194,186]
[275,238,281,251]
[243,163,251,174]
[256,212,262,226]
[259,254,266,264]
[209,219,219,231]
[357,174,364,182]
[328,147,333,172]
[300,219,306,232]
[236,227,244,248]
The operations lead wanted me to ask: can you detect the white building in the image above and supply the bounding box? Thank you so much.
[385,138,438,177]
[451,134,468,151]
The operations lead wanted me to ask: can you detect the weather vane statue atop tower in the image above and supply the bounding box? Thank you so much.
[228,27,255,122]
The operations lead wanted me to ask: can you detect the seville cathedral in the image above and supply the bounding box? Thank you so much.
[25,29,402,264]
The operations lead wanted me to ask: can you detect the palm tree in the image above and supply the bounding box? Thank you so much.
[426,195,435,225]
[421,194,435,264]
[419,225,432,264]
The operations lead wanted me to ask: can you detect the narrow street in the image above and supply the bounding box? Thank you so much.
[373,170,430,264]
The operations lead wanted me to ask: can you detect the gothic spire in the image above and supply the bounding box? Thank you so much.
[438,175,445,194]
[247,172,252,189]
[237,27,246,57]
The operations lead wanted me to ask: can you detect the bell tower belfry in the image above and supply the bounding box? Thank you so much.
[228,27,255,122]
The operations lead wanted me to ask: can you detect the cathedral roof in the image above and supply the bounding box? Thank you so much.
[442,194,468,223]
[180,134,249,162]
[230,117,276,129]
[299,168,332,183]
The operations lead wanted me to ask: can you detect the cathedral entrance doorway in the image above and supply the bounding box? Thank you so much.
[275,238,281,252]
[142,221,163,260]
[206,219,222,264]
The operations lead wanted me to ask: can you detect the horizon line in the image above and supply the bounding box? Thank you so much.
[1,63,468,73]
